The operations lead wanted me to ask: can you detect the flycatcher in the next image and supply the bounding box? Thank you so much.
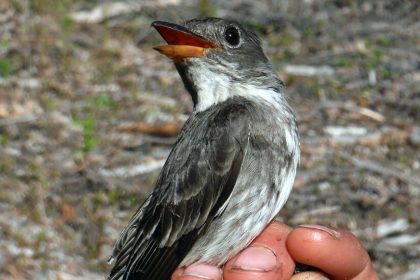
[108,17,300,280]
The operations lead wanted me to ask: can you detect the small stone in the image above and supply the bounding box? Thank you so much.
[409,126,420,147]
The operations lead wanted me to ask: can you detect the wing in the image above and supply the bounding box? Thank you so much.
[109,103,251,280]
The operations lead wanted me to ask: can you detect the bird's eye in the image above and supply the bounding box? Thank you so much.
[224,26,240,46]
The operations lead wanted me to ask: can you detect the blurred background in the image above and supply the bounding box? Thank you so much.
[0,0,419,279]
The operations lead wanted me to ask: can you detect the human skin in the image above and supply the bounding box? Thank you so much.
[171,221,378,280]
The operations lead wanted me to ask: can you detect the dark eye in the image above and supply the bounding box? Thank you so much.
[224,26,240,46]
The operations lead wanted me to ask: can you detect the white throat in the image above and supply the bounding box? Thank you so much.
[190,62,282,112]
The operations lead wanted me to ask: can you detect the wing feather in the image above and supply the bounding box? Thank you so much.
[109,103,251,280]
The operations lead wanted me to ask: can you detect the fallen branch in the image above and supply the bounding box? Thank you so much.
[290,206,340,225]
[320,100,385,122]
[98,159,166,178]
[0,114,40,126]
[71,0,182,23]
[71,2,142,23]
[118,121,182,137]
[282,64,335,77]
[339,152,420,186]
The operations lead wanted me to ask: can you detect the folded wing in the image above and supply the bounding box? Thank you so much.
[109,104,251,280]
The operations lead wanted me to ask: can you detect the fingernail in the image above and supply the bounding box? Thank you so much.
[298,224,341,239]
[183,263,222,280]
[232,246,277,272]
[292,271,330,279]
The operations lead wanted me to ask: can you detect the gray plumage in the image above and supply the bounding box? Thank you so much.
[108,17,299,280]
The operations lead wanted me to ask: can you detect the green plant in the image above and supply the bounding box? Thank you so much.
[0,59,12,77]
[61,14,75,32]
[82,117,98,153]
[198,0,217,17]
[73,116,98,153]
[95,94,113,108]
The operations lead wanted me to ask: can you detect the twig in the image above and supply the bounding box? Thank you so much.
[283,64,334,77]
[118,121,182,137]
[338,152,420,186]
[290,206,340,224]
[311,100,386,122]
[347,106,385,122]
[71,2,142,23]
[98,159,166,178]
[0,114,40,126]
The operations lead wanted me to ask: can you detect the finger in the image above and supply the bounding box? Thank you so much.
[171,263,222,280]
[223,221,295,280]
[286,225,378,280]
[291,271,329,280]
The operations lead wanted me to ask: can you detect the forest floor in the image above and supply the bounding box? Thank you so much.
[0,0,419,279]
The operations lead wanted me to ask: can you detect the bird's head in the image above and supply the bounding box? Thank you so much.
[152,18,283,111]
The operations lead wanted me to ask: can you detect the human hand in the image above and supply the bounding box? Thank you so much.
[171,221,378,280]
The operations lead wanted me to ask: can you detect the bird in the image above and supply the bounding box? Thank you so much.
[108,17,300,280]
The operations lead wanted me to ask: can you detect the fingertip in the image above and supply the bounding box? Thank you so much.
[172,263,222,280]
[287,225,374,279]
[291,271,329,280]
[352,261,379,280]
[224,221,295,280]
[250,221,292,256]
[171,267,184,280]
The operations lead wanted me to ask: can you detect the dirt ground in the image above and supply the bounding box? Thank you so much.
[0,0,419,279]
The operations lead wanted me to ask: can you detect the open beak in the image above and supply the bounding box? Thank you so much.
[152,21,219,61]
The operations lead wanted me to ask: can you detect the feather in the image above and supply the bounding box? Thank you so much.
[108,102,251,280]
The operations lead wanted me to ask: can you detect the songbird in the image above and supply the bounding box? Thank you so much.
[108,17,300,280]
